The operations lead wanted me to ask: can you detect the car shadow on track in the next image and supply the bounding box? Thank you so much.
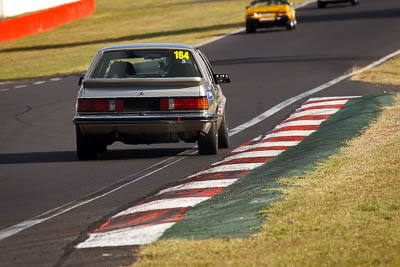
[211,54,375,66]
[298,7,400,24]
[0,148,192,164]
[236,28,287,35]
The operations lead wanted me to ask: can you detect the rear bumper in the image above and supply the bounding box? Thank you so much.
[318,0,353,2]
[73,113,217,136]
[247,16,290,28]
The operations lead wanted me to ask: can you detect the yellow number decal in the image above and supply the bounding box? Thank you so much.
[174,51,189,60]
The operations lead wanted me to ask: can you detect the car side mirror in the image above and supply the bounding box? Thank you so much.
[214,74,231,84]
[78,76,84,86]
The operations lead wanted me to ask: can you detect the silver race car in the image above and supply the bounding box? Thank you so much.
[73,43,230,159]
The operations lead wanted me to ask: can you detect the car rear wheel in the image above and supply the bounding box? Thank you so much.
[286,19,295,30]
[246,21,256,34]
[218,112,229,149]
[198,121,218,155]
[351,0,359,5]
[76,126,97,160]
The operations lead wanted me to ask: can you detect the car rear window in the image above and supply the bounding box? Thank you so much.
[250,0,287,7]
[90,49,202,79]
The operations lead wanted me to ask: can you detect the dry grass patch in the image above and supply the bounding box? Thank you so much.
[352,55,400,85]
[0,0,248,81]
[1,0,307,81]
[133,96,400,266]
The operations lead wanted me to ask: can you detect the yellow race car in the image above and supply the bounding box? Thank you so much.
[245,0,297,33]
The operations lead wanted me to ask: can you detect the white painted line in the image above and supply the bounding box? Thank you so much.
[0,219,46,241]
[77,222,176,248]
[0,149,198,242]
[214,150,284,165]
[14,85,27,89]
[114,197,210,217]
[157,179,238,195]
[50,77,62,81]
[188,163,265,178]
[263,130,316,139]
[275,119,325,129]
[198,28,245,47]
[233,141,301,153]
[229,49,400,137]
[299,100,349,109]
[0,88,10,92]
[33,81,46,85]
[289,109,339,120]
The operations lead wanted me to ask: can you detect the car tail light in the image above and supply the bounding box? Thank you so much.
[77,99,124,112]
[160,97,208,111]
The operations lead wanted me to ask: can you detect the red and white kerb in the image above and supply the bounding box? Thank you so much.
[76,96,359,248]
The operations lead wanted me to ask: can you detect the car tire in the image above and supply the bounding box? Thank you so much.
[198,121,218,155]
[351,0,359,5]
[246,21,256,34]
[286,19,295,30]
[218,111,229,149]
[97,142,108,153]
[318,2,326,8]
[76,125,97,160]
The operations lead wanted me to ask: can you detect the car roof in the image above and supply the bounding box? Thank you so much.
[99,43,197,52]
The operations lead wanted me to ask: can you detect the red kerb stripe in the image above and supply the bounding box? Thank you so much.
[269,125,319,133]
[95,208,189,232]
[263,136,306,142]
[212,157,272,166]
[282,114,331,124]
[191,170,250,181]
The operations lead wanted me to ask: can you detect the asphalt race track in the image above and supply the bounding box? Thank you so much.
[0,0,399,266]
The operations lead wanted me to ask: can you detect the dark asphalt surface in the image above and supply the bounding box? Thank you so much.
[0,0,399,266]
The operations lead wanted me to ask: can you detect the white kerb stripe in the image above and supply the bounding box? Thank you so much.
[113,197,210,218]
[232,141,301,153]
[299,100,349,109]
[157,179,238,195]
[307,96,360,102]
[188,163,265,178]
[251,135,264,142]
[289,108,340,120]
[213,150,284,165]
[77,222,176,248]
[275,120,325,129]
[262,130,316,139]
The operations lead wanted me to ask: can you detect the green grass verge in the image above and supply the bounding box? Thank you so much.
[0,0,306,81]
